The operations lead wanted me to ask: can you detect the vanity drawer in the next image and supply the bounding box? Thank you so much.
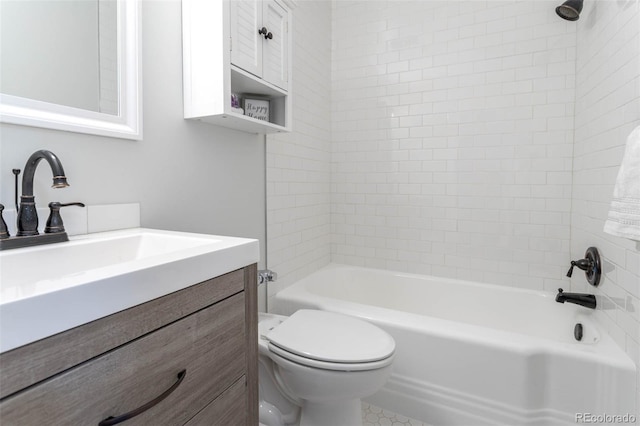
[184,376,246,425]
[0,292,246,426]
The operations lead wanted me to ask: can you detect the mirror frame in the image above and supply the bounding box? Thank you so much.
[0,0,142,140]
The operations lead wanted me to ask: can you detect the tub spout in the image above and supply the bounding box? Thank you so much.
[555,288,596,309]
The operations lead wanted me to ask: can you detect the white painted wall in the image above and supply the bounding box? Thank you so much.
[0,1,266,297]
[572,0,640,409]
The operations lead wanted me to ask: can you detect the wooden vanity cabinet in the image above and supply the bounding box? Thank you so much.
[0,265,258,426]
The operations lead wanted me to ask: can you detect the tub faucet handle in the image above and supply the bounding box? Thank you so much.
[566,247,601,286]
[566,263,573,277]
[566,259,591,277]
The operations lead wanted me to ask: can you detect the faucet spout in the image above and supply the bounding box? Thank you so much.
[17,150,69,236]
[21,150,69,196]
[555,288,596,309]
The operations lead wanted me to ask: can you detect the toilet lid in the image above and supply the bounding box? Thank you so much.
[268,342,394,371]
[264,309,395,364]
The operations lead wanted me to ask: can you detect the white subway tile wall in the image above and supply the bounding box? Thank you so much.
[266,0,332,305]
[267,0,640,404]
[572,0,640,409]
[331,1,576,290]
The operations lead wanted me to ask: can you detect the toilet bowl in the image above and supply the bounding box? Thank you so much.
[258,310,395,426]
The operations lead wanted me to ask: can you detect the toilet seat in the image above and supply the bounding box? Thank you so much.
[268,342,393,371]
[263,309,395,371]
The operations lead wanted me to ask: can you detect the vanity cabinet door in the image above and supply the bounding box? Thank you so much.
[0,293,246,426]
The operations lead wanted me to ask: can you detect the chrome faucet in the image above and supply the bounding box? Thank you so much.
[555,288,596,309]
[16,150,69,236]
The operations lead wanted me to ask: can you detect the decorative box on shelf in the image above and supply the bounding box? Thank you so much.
[243,97,270,122]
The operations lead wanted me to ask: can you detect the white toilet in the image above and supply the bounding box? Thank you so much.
[258,309,395,426]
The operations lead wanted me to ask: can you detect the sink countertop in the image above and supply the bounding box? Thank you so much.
[0,228,260,353]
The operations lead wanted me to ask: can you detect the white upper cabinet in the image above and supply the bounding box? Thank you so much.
[262,1,288,90]
[229,1,262,79]
[230,0,288,91]
[182,0,293,134]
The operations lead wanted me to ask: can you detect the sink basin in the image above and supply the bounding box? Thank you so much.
[0,228,259,353]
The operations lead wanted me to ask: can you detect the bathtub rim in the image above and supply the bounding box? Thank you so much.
[271,263,636,373]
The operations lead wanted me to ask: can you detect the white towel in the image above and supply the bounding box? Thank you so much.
[604,125,640,241]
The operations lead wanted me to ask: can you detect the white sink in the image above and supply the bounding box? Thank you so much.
[0,228,259,353]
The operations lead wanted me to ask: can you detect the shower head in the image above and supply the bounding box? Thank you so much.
[556,0,583,21]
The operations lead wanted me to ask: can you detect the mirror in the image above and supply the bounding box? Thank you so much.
[0,0,141,140]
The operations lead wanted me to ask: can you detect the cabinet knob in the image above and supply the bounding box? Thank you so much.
[258,27,273,40]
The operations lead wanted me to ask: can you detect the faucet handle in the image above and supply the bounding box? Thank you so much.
[566,258,592,277]
[57,202,86,208]
[566,262,574,277]
[45,202,85,234]
[0,204,9,239]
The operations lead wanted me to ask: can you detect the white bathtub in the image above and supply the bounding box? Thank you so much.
[271,264,637,426]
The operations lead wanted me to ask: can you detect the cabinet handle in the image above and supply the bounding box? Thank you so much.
[98,369,186,426]
[258,27,273,39]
